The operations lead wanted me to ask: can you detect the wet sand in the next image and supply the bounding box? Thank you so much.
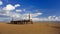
[0,22,60,34]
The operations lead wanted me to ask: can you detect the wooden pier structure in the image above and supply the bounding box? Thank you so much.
[10,13,33,24]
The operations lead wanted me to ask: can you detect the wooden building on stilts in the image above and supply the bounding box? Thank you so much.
[10,13,33,24]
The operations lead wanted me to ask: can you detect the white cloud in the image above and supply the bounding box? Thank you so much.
[0,17,11,22]
[30,16,60,22]
[31,13,42,17]
[8,12,42,20]
[48,16,52,19]
[55,17,58,19]
[3,4,15,11]
[16,9,26,12]
[14,4,20,7]
[47,16,59,21]
[11,13,20,18]
[3,4,20,11]
[18,12,43,20]
[16,9,22,12]
[48,16,56,21]
[0,1,3,5]
[23,13,42,19]
[0,13,6,15]
[2,4,21,16]
[32,18,40,21]
[5,12,20,18]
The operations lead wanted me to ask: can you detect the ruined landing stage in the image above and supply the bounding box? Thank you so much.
[10,13,33,24]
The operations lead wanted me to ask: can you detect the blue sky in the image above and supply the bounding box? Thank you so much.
[0,0,60,22]
[3,0,60,16]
